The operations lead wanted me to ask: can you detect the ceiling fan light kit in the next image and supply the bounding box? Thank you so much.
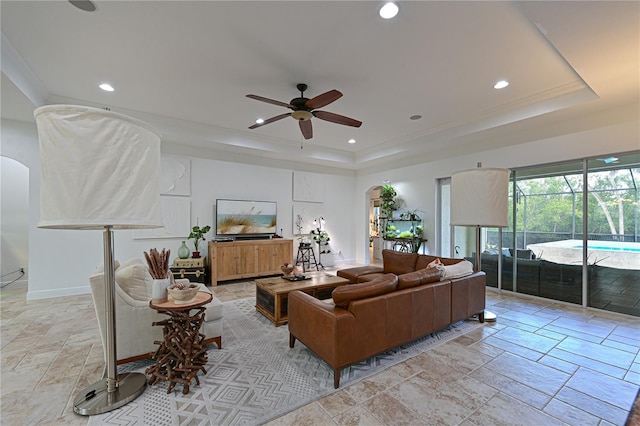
[291,110,313,121]
[247,83,361,140]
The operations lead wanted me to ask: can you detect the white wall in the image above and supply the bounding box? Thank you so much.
[0,118,358,299]
[353,114,640,264]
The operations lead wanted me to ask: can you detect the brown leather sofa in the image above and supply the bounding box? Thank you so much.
[288,250,486,388]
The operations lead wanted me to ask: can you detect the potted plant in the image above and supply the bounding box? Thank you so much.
[380,184,397,218]
[188,225,211,258]
[310,228,331,254]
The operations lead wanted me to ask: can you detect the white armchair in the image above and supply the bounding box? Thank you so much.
[89,258,223,364]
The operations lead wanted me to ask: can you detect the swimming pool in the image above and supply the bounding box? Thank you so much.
[527,239,640,270]
[573,244,640,253]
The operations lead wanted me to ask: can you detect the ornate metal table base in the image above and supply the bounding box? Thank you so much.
[146,292,212,394]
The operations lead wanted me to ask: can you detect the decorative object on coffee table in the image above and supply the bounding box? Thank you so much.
[146,292,213,394]
[450,163,510,322]
[167,282,199,304]
[280,263,295,277]
[145,248,172,303]
[34,105,163,415]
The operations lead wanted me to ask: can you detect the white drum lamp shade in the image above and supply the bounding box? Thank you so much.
[35,105,163,229]
[450,166,510,323]
[34,104,163,415]
[450,167,510,228]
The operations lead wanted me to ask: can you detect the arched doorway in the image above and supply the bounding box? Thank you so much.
[1,156,29,287]
[366,185,383,265]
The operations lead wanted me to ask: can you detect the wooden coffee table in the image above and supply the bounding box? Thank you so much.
[255,273,349,326]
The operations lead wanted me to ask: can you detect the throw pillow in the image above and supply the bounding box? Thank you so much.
[427,257,445,279]
[382,250,418,275]
[120,257,144,268]
[427,258,442,268]
[332,273,398,309]
[94,259,121,273]
[115,263,152,301]
[441,259,474,279]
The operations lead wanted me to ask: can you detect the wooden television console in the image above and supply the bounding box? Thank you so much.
[208,239,293,286]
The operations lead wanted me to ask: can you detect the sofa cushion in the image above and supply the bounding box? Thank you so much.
[357,272,384,283]
[337,265,384,283]
[396,271,421,289]
[115,262,152,301]
[415,255,438,270]
[397,267,442,290]
[382,250,418,275]
[332,274,398,309]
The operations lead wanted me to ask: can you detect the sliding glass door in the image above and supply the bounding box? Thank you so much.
[586,156,640,316]
[444,151,639,316]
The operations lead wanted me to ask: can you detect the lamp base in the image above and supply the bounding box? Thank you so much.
[73,372,146,416]
[484,310,497,322]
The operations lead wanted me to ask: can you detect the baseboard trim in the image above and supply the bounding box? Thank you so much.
[27,285,91,300]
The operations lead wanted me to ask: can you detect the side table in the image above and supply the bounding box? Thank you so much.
[146,292,213,394]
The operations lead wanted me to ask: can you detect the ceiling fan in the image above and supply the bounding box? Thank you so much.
[246,83,362,140]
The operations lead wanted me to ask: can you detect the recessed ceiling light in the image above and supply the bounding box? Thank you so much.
[348,139,356,144]
[494,80,509,89]
[379,2,399,19]
[255,118,264,124]
[410,115,422,120]
[99,83,114,92]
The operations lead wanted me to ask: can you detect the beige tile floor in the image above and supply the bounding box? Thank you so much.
[1,266,639,425]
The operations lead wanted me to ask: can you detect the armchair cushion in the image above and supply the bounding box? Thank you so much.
[115,262,152,301]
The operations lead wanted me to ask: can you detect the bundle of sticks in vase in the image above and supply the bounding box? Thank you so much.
[144,248,171,280]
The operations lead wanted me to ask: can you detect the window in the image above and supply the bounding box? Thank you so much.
[442,151,640,316]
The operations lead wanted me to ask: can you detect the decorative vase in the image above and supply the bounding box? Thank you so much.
[178,241,190,259]
[151,278,170,304]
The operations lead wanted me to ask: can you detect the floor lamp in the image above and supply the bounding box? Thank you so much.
[34,105,163,415]
[450,164,510,322]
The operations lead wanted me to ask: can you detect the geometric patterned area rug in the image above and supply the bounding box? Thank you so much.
[89,297,482,425]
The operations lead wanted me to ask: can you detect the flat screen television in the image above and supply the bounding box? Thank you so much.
[215,199,277,236]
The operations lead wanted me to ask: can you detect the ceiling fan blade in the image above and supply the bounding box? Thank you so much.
[246,94,295,109]
[248,113,291,129]
[305,89,343,110]
[299,120,313,139]
[313,110,362,128]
